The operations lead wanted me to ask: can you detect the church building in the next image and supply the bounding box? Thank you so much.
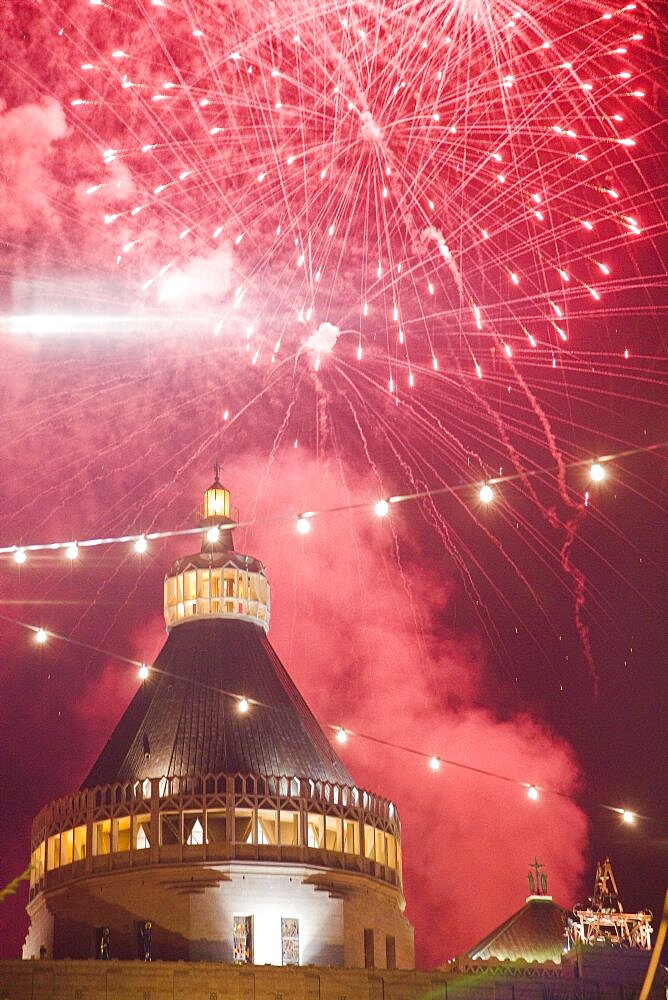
[22,472,414,968]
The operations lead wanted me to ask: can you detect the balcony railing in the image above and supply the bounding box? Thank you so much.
[29,772,403,900]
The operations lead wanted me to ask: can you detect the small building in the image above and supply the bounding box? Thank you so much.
[22,472,414,968]
[450,858,567,979]
[448,858,659,998]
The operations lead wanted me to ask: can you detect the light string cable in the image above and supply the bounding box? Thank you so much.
[0,611,656,829]
[2,441,666,560]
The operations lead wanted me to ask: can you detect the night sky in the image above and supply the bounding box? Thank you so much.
[1,0,666,970]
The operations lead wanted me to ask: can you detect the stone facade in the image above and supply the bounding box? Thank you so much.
[0,956,662,1000]
[23,863,413,968]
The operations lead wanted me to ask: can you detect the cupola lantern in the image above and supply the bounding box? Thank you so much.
[202,463,231,524]
[163,469,271,632]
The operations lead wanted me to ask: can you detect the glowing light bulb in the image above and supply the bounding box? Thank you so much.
[35,628,48,644]
[238,697,249,714]
[206,526,221,543]
[429,756,440,771]
[296,515,311,534]
[479,484,494,504]
[336,728,348,744]
[138,663,149,680]
[527,785,539,800]
[134,536,148,554]
[589,463,606,482]
[14,548,27,564]
[374,499,390,517]
[622,809,635,824]
[65,543,79,560]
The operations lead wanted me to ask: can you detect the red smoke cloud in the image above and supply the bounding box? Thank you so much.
[0,449,587,967]
[0,98,68,235]
[230,452,588,965]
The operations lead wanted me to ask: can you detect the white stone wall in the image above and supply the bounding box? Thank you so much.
[23,861,413,969]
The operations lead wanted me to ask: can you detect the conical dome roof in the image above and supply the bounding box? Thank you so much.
[82,618,352,788]
[466,896,567,964]
[84,475,353,789]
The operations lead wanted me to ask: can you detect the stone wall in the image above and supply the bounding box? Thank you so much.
[0,960,662,1000]
[23,863,413,969]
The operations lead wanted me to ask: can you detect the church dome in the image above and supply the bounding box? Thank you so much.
[23,473,415,969]
[83,617,352,787]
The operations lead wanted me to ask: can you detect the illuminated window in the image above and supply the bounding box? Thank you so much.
[93,820,111,856]
[115,816,131,852]
[185,815,205,846]
[325,816,342,851]
[364,824,375,860]
[60,829,74,866]
[233,915,253,964]
[197,571,210,599]
[205,484,230,520]
[279,811,299,847]
[307,814,324,849]
[164,577,177,607]
[133,815,151,850]
[46,834,60,871]
[257,809,277,845]
[71,825,86,862]
[184,570,196,600]
[374,828,386,864]
[281,917,299,966]
[343,819,360,855]
[385,833,397,869]
[30,843,45,885]
[160,813,181,846]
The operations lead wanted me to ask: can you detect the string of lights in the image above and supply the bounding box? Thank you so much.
[0,611,647,829]
[2,442,665,560]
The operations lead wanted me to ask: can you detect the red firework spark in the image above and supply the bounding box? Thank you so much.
[55,0,663,371]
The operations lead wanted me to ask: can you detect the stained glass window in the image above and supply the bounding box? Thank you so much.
[281,917,299,965]
[233,915,253,963]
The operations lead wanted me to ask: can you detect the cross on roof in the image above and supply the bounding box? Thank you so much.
[528,857,548,896]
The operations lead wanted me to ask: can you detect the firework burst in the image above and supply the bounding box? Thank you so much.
[60,0,662,376]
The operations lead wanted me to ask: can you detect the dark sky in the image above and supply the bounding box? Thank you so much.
[0,0,666,970]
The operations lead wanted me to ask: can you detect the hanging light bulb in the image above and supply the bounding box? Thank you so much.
[429,756,441,771]
[479,483,494,504]
[35,628,48,644]
[296,515,311,534]
[65,543,79,560]
[336,727,348,744]
[238,697,249,713]
[138,663,150,680]
[134,535,148,554]
[374,499,390,518]
[13,548,27,564]
[589,462,606,482]
[622,809,635,824]
[206,526,221,543]
[527,785,539,800]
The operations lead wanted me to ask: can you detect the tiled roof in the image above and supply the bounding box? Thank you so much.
[467,897,567,964]
[82,617,353,788]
